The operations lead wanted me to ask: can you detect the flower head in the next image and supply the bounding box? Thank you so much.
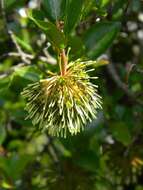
[21,60,102,137]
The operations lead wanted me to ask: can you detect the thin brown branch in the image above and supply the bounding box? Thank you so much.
[107,63,133,97]
[107,63,143,106]
[0,40,57,78]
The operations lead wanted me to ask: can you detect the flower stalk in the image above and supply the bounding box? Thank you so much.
[60,49,68,76]
[56,20,68,76]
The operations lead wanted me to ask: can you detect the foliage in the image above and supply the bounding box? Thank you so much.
[0,0,143,189]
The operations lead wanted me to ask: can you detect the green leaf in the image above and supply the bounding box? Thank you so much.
[101,0,110,7]
[110,122,132,146]
[54,139,72,157]
[29,10,66,49]
[13,35,33,53]
[0,76,11,89]
[0,154,33,181]
[5,0,25,9]
[28,9,46,21]
[35,20,66,49]
[136,186,143,190]
[42,0,65,21]
[1,181,14,189]
[81,1,95,19]
[95,180,112,190]
[112,0,126,20]
[75,151,100,172]
[5,0,16,7]
[64,0,84,34]
[95,0,110,8]
[13,66,40,82]
[68,36,85,59]
[0,124,6,145]
[131,0,142,12]
[83,21,121,58]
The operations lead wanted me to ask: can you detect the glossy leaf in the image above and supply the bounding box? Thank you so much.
[29,10,66,49]
[5,0,25,9]
[28,9,46,20]
[67,36,85,59]
[0,155,33,181]
[95,0,110,8]
[64,0,84,34]
[110,122,132,146]
[14,35,33,53]
[83,21,121,58]
[101,0,110,7]
[112,0,126,20]
[42,0,65,21]
[13,66,40,82]
[0,76,11,89]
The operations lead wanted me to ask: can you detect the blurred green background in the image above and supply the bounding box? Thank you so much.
[0,0,143,189]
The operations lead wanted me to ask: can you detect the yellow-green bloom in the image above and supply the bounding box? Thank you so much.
[21,60,102,137]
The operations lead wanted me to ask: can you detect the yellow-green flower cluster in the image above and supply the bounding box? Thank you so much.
[21,60,102,137]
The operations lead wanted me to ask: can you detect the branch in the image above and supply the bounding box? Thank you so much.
[0,52,21,60]
[8,31,32,64]
[107,63,133,97]
[47,136,59,165]
[44,135,63,175]
[43,47,57,65]
[0,39,57,78]
[56,21,68,76]
[0,63,28,79]
[107,63,143,106]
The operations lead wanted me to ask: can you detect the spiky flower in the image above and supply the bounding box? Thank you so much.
[21,60,102,137]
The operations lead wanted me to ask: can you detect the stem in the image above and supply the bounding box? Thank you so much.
[56,21,68,76]
[60,49,68,76]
